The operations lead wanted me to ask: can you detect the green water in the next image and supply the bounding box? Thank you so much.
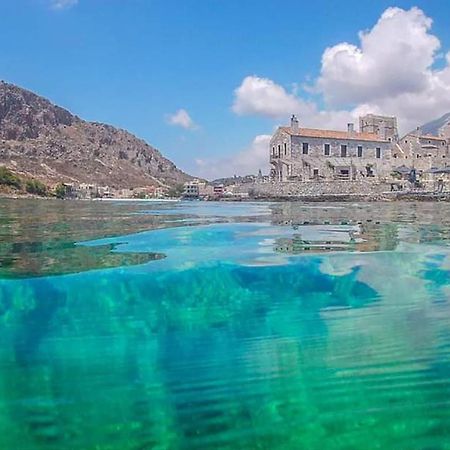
[1,199,450,449]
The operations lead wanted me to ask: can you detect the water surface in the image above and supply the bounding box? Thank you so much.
[1,199,450,449]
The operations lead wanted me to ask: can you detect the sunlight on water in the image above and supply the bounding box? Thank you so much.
[1,199,450,449]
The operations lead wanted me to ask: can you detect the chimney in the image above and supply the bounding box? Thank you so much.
[347,123,355,134]
[291,114,299,134]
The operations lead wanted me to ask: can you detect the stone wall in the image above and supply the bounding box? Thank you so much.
[237,180,391,199]
[395,133,449,172]
[269,128,393,182]
[359,114,398,141]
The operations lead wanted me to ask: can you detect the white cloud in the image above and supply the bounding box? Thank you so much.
[316,6,450,130]
[50,0,78,9]
[317,7,439,106]
[232,7,450,134]
[232,76,306,119]
[193,135,271,180]
[166,109,198,130]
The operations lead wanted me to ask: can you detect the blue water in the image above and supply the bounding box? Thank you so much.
[1,199,450,449]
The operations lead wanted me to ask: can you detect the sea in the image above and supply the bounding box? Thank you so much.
[1,199,450,449]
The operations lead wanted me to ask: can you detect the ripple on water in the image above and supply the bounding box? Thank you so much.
[1,200,450,449]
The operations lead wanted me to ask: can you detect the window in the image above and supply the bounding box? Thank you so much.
[284,142,287,156]
[324,143,330,156]
[277,144,281,157]
[376,147,381,159]
[272,146,275,156]
[341,145,347,157]
[313,169,319,176]
[357,146,363,157]
[302,143,309,155]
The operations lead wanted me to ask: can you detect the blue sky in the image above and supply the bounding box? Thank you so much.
[1,0,450,179]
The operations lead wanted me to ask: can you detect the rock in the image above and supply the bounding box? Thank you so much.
[0,81,192,188]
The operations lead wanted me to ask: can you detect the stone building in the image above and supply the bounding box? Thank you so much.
[270,115,395,182]
[395,131,449,171]
[359,114,398,142]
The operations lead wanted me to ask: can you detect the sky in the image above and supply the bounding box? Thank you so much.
[1,0,450,179]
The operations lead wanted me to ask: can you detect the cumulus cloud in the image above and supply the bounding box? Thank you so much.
[50,0,78,9]
[166,109,198,130]
[316,6,450,130]
[194,135,271,180]
[232,76,306,118]
[233,7,450,133]
[317,7,440,106]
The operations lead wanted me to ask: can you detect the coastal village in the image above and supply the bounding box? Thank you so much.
[172,112,450,200]
[45,111,450,201]
[1,79,450,201]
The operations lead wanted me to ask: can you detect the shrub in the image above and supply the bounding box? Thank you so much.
[54,183,67,199]
[133,191,147,199]
[25,179,48,196]
[167,184,184,198]
[0,166,22,189]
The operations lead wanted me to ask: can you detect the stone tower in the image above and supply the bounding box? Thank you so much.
[359,114,398,142]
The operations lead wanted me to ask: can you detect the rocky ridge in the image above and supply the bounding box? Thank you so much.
[0,81,192,188]
[414,112,450,136]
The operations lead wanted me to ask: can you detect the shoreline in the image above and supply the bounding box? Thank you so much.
[1,191,450,202]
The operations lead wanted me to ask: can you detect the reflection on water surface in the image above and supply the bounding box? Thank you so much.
[1,199,450,449]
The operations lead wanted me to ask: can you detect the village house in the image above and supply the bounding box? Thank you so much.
[391,116,450,190]
[270,114,396,182]
[395,131,448,170]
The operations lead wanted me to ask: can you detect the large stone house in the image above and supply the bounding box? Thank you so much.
[270,115,396,182]
[395,131,449,171]
[393,112,450,174]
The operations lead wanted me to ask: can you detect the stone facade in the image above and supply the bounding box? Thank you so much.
[237,180,390,199]
[270,115,394,183]
[359,114,398,141]
[395,132,449,172]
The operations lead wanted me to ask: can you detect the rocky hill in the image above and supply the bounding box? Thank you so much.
[0,81,192,188]
[415,112,450,136]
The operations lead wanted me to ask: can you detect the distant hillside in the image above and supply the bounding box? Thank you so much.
[415,112,450,136]
[0,81,192,188]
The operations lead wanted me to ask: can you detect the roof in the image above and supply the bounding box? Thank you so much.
[402,132,447,142]
[280,127,388,143]
[425,167,450,174]
[420,135,447,141]
[393,165,412,175]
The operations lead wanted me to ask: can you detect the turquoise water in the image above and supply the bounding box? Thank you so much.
[1,199,450,449]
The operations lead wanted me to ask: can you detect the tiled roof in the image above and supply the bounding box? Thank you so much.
[280,127,387,142]
[420,135,447,141]
[404,133,447,141]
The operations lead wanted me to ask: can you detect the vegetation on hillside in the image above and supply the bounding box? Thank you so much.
[25,179,48,196]
[0,166,22,189]
[0,166,51,197]
[54,183,67,199]
[167,183,184,198]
